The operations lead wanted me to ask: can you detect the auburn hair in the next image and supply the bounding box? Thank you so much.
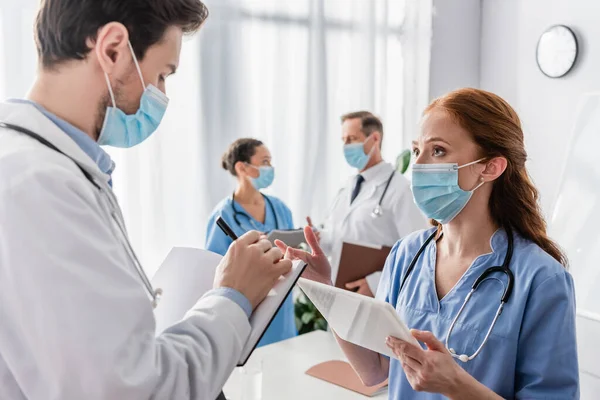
[424,88,567,266]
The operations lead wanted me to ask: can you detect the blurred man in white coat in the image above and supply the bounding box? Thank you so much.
[0,1,291,399]
[315,111,428,296]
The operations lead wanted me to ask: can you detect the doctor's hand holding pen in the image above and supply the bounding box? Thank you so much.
[215,230,292,309]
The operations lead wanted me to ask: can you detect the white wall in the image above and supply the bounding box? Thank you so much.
[480,0,600,215]
[429,0,481,100]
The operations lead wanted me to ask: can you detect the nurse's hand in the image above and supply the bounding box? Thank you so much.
[275,226,331,285]
[215,230,292,310]
[306,216,321,243]
[386,330,464,397]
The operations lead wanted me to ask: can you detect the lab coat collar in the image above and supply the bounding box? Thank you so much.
[359,161,394,185]
[0,101,110,184]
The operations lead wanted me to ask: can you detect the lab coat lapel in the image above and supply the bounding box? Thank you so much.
[0,101,109,184]
[343,163,394,223]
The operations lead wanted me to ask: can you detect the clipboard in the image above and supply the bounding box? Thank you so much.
[266,229,306,248]
[335,242,392,289]
[151,247,307,366]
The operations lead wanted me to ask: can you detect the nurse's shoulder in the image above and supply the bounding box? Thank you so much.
[385,228,437,277]
[208,196,234,217]
[263,194,292,216]
[376,227,436,302]
[391,227,438,258]
[510,232,573,293]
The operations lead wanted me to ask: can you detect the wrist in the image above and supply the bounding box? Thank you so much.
[444,364,470,399]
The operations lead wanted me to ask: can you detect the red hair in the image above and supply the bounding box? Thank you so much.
[424,88,567,266]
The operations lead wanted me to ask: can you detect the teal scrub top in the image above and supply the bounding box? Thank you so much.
[377,228,579,399]
[205,194,297,347]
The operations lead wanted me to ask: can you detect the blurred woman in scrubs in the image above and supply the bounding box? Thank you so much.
[206,138,296,347]
[278,89,579,399]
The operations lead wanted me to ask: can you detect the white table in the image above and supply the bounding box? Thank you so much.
[224,331,388,400]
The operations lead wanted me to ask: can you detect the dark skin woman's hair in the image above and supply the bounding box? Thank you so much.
[221,138,264,177]
[425,88,568,267]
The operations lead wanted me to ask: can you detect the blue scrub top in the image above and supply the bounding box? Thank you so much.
[205,194,297,347]
[377,228,579,399]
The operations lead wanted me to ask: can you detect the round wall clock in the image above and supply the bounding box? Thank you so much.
[536,25,578,78]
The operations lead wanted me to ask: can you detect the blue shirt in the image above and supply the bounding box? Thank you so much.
[8,99,115,177]
[377,228,579,399]
[206,194,298,346]
[10,99,252,317]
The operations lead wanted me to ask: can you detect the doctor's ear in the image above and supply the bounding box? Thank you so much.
[480,156,508,182]
[366,132,382,150]
[92,22,130,75]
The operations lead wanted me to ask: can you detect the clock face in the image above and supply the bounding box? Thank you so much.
[536,25,578,78]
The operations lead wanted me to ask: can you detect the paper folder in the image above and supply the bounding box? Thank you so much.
[335,242,392,289]
[306,360,388,397]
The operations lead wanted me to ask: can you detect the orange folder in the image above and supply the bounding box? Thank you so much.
[306,360,388,397]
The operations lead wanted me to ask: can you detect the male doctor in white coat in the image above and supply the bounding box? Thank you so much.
[0,1,292,399]
[314,111,428,296]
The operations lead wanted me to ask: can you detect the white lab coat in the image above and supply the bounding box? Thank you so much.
[0,101,249,400]
[320,161,429,292]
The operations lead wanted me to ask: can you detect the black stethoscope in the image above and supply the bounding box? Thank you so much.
[0,122,163,308]
[370,171,396,218]
[231,192,280,231]
[399,227,515,362]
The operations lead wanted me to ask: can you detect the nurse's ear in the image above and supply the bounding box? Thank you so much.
[234,161,258,179]
[480,156,508,183]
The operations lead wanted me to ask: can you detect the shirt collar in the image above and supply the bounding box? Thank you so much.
[7,99,115,177]
[360,161,392,183]
[490,228,510,254]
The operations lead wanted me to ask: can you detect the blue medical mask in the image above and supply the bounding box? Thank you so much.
[411,159,485,224]
[98,42,169,148]
[247,164,275,189]
[344,136,375,170]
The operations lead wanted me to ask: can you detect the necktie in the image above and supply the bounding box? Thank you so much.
[350,174,365,204]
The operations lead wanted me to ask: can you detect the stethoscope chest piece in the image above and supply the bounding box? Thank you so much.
[152,288,163,309]
[371,205,383,218]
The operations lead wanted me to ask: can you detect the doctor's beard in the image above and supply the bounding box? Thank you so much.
[93,69,143,141]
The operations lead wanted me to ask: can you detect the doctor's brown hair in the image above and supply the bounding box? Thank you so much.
[34,0,208,69]
[424,88,568,266]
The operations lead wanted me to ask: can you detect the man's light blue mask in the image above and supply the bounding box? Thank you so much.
[411,159,485,224]
[344,136,375,170]
[98,42,169,148]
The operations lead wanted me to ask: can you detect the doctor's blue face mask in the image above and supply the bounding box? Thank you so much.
[344,135,375,170]
[98,41,169,148]
[246,163,275,190]
[411,159,486,224]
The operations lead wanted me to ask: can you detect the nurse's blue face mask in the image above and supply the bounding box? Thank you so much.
[98,42,169,148]
[411,159,486,224]
[344,135,376,170]
[246,163,275,190]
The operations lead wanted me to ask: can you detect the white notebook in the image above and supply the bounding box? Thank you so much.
[297,278,419,358]
[151,247,306,366]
